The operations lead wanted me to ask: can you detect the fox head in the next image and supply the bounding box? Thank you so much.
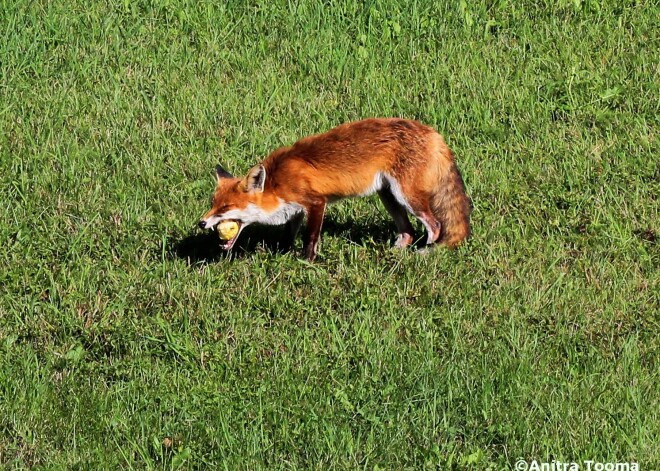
[198,164,282,249]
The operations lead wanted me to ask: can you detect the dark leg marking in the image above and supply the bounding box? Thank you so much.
[377,187,415,248]
[303,201,327,261]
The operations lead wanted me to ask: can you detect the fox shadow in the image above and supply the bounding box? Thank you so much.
[168,216,401,264]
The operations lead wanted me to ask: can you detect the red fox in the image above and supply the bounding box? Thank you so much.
[199,118,471,261]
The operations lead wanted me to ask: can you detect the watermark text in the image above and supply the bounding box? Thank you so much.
[515,459,639,471]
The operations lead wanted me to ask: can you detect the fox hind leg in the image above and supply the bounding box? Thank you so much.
[377,188,415,248]
[394,187,442,246]
[413,208,442,246]
[382,177,441,247]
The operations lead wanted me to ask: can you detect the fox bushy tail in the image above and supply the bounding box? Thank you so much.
[431,153,471,247]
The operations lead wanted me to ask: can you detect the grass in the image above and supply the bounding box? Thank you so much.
[1,0,658,469]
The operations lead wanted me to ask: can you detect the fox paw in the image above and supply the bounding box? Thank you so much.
[394,233,414,248]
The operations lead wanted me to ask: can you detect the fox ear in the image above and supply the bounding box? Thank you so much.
[243,164,266,193]
[216,165,233,180]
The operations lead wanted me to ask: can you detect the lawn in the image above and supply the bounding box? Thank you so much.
[0,0,658,469]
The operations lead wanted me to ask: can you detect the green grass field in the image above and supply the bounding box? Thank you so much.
[1,0,658,469]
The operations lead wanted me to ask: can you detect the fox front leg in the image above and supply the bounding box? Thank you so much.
[280,211,304,253]
[302,201,327,262]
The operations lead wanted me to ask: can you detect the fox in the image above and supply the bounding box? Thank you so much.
[199,118,471,261]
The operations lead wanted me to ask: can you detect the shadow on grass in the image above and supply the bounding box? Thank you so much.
[168,216,400,264]
[167,225,283,264]
[322,217,396,246]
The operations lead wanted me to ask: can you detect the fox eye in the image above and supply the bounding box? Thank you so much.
[210,196,224,210]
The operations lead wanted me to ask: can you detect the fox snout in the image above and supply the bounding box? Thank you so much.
[198,213,223,230]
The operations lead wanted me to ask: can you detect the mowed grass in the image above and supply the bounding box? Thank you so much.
[1,0,658,469]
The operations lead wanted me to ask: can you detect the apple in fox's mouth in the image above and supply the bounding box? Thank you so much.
[216,220,241,250]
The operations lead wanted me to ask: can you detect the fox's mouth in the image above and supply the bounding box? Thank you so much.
[216,221,243,251]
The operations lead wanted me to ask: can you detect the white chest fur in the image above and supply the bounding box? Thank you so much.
[222,199,304,226]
